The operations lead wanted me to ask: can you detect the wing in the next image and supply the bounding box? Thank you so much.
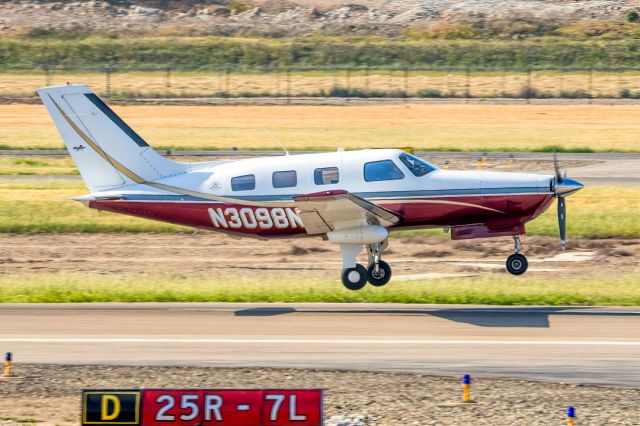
[293,190,401,235]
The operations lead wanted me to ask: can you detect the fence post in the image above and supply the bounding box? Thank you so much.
[225,67,231,99]
[365,65,370,93]
[105,65,111,97]
[286,67,291,104]
[404,67,409,98]
[465,68,471,101]
[43,63,52,87]
[165,67,171,94]
[526,69,532,103]
[588,68,594,104]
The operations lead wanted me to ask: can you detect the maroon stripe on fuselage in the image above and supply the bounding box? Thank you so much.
[378,193,554,229]
[90,193,554,238]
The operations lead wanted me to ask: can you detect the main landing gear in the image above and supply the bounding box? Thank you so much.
[340,241,392,290]
[506,235,528,275]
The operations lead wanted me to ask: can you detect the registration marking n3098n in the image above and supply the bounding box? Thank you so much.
[208,207,303,230]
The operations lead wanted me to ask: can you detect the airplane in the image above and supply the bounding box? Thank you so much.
[38,84,584,290]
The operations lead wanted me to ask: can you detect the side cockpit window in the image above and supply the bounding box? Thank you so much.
[364,160,405,182]
[399,153,436,177]
[231,174,256,191]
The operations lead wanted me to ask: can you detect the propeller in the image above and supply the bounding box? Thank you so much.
[557,196,566,250]
[553,151,564,184]
[552,151,583,251]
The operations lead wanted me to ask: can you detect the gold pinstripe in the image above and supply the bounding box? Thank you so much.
[372,198,505,214]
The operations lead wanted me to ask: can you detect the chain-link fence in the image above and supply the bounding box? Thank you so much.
[2,66,640,99]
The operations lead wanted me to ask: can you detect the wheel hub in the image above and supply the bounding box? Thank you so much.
[372,268,385,279]
[347,270,361,283]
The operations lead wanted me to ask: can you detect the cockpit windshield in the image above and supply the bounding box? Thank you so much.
[399,153,437,177]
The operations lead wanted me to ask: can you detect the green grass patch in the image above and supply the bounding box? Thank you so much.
[2,36,640,70]
[0,184,637,237]
[0,156,79,175]
[0,273,637,305]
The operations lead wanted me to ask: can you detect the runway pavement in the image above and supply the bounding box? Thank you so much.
[1,303,638,387]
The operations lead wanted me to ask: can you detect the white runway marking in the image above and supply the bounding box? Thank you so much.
[1,338,638,346]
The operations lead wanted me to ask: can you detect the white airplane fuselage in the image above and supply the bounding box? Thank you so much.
[84,150,556,240]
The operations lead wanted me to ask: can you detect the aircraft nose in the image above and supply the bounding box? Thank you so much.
[554,177,584,197]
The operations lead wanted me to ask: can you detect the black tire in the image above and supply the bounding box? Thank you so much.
[341,264,368,291]
[367,260,392,286]
[506,253,528,275]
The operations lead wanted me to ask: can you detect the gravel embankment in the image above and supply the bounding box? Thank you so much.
[1,0,636,36]
[0,365,638,425]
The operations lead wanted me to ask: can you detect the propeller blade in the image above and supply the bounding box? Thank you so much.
[557,196,566,250]
[553,151,564,184]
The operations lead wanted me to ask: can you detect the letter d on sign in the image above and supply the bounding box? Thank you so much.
[82,390,141,425]
[102,395,121,421]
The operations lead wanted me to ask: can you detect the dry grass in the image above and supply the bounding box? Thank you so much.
[2,70,640,98]
[2,103,639,151]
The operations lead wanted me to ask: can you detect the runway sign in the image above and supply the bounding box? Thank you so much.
[82,389,323,426]
[82,390,141,425]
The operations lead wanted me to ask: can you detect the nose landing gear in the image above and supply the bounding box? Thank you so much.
[367,241,392,286]
[506,235,528,275]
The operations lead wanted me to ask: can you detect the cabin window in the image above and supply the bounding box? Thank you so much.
[399,153,436,177]
[314,167,340,185]
[364,160,405,182]
[272,170,297,188]
[231,174,255,191]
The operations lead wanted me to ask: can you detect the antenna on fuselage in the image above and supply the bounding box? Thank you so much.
[263,126,290,156]
[278,142,291,156]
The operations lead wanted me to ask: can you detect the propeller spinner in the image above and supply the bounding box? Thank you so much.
[552,152,584,250]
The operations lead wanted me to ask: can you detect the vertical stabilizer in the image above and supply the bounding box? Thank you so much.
[38,84,185,192]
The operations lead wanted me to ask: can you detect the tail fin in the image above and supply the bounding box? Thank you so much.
[38,84,185,192]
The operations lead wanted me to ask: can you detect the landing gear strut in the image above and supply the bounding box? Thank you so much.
[367,241,392,286]
[506,235,528,275]
[339,240,392,290]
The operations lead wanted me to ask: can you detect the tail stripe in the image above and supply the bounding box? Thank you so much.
[84,94,149,147]
[49,95,145,184]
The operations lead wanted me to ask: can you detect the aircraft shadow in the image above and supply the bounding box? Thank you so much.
[233,307,638,328]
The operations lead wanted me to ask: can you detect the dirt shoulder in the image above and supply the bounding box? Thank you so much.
[0,233,637,282]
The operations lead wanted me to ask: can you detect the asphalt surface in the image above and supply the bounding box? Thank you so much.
[1,303,638,387]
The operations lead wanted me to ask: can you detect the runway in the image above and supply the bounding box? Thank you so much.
[1,303,639,387]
